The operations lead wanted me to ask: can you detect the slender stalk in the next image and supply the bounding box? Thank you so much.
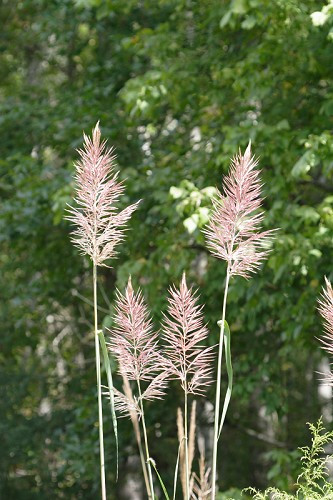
[184,387,190,500]
[172,436,185,500]
[93,263,106,500]
[122,376,152,498]
[137,380,155,500]
[211,269,230,499]
[137,424,152,499]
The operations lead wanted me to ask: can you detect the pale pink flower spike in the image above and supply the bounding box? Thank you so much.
[204,141,276,278]
[205,142,277,499]
[109,277,168,416]
[162,272,213,395]
[318,277,333,385]
[66,122,139,266]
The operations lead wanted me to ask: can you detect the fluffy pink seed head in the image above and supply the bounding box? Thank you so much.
[108,277,168,416]
[66,122,139,266]
[162,272,213,396]
[109,277,162,381]
[203,142,276,279]
[318,277,333,385]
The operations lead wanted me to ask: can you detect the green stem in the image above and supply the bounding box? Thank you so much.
[149,459,170,500]
[93,263,106,500]
[136,426,152,499]
[137,380,155,500]
[211,269,230,499]
[184,388,190,500]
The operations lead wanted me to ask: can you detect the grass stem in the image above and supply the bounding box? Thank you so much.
[211,269,230,499]
[184,388,190,500]
[93,263,106,500]
[137,380,155,500]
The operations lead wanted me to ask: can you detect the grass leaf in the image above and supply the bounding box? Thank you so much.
[173,437,186,500]
[98,329,119,479]
[218,320,233,440]
[148,458,170,500]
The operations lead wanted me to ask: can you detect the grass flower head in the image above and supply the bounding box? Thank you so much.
[318,277,333,385]
[109,277,168,416]
[204,142,275,278]
[162,273,213,395]
[66,122,139,266]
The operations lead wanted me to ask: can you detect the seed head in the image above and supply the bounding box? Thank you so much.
[203,142,276,278]
[162,273,213,395]
[109,277,168,416]
[318,277,333,385]
[66,122,139,266]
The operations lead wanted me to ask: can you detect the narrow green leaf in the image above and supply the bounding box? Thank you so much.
[98,329,119,479]
[218,320,233,440]
[172,437,185,500]
[148,458,170,500]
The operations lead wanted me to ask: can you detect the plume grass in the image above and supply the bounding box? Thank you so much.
[66,122,138,499]
[162,273,212,500]
[318,277,333,385]
[204,142,276,498]
[108,277,169,499]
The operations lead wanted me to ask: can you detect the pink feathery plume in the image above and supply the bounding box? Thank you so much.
[66,122,139,266]
[108,277,168,416]
[203,141,275,278]
[318,277,333,385]
[162,273,213,395]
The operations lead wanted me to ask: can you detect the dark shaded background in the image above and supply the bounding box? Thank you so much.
[1,0,333,498]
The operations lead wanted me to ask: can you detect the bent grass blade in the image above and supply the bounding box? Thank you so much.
[148,458,170,500]
[98,329,119,479]
[218,320,233,440]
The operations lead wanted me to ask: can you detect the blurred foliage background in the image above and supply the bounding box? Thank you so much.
[1,0,333,498]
